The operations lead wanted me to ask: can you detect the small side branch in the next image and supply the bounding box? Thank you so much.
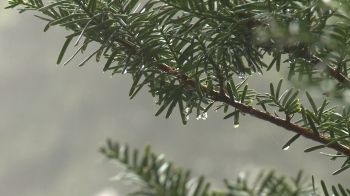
[311,56,350,89]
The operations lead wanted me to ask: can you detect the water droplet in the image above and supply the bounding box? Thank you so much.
[238,74,246,79]
[186,115,189,121]
[283,146,290,150]
[196,115,201,120]
[233,123,239,128]
[122,69,127,74]
[183,107,190,115]
[201,112,208,120]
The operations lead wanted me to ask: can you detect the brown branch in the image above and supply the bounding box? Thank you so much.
[219,95,350,157]
[252,15,350,89]
[259,43,350,89]
[155,62,350,156]
[311,56,350,88]
[113,19,350,156]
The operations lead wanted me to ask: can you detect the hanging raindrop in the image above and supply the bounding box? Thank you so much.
[233,123,239,128]
[183,107,190,115]
[201,112,208,120]
[238,74,246,79]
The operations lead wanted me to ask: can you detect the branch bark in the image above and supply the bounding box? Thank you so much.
[110,5,350,156]
[155,62,350,157]
[312,56,350,89]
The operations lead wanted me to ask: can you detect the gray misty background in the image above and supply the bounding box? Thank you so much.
[1,1,349,195]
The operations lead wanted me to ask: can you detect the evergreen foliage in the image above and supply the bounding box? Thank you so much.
[5,0,350,195]
[100,139,347,195]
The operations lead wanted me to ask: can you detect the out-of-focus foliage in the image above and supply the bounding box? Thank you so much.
[100,140,350,196]
[6,0,350,194]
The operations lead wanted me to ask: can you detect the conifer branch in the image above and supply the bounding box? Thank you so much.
[100,140,350,195]
[313,56,350,89]
[6,0,350,177]
[154,61,350,156]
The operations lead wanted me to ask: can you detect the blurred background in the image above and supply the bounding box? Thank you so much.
[1,1,350,195]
